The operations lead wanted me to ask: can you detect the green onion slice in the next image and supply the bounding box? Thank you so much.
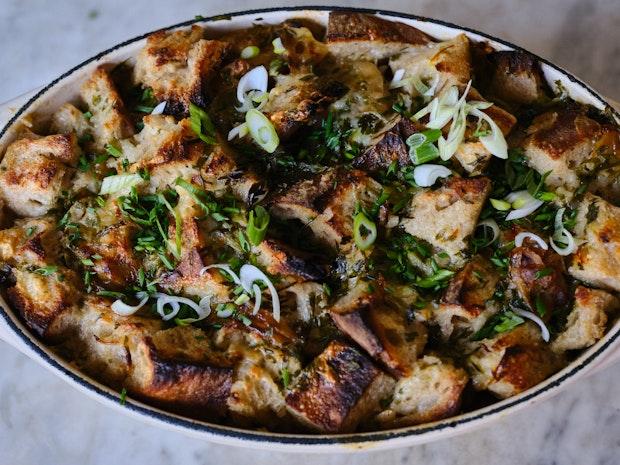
[246,205,270,245]
[245,109,279,153]
[189,103,216,144]
[99,174,144,195]
[353,211,377,250]
[272,37,285,54]
[241,45,260,59]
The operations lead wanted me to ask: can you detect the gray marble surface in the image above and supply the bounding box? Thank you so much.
[1,1,619,464]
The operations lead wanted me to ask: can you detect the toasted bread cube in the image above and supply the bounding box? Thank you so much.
[400,177,491,264]
[326,12,432,61]
[330,279,426,376]
[569,194,620,291]
[148,141,205,193]
[331,303,427,377]
[509,245,569,313]
[467,323,563,398]
[442,256,499,308]
[389,34,472,96]
[0,134,80,216]
[252,238,325,288]
[551,286,619,353]
[6,267,81,339]
[588,164,620,205]
[74,223,141,289]
[118,114,192,167]
[353,117,421,173]
[134,26,229,115]
[68,296,163,385]
[198,142,267,204]
[49,103,92,140]
[117,115,203,191]
[74,298,234,419]
[486,51,549,105]
[454,89,517,174]
[586,127,620,204]
[262,73,345,140]
[81,67,134,149]
[376,355,468,428]
[127,325,233,418]
[214,326,301,426]
[435,256,500,340]
[521,110,602,191]
[0,216,61,266]
[270,167,382,250]
[159,249,232,302]
[285,340,395,433]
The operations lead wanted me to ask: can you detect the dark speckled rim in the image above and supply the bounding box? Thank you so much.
[1,6,619,450]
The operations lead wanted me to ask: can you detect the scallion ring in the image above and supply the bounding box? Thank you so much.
[245,109,279,153]
[353,211,377,250]
[246,205,270,245]
[241,45,260,59]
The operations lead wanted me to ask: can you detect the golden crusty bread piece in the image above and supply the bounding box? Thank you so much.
[0,216,61,267]
[326,11,432,61]
[66,297,233,418]
[400,177,492,265]
[285,340,395,433]
[551,286,619,353]
[467,323,564,398]
[6,267,81,340]
[521,109,603,193]
[483,50,549,106]
[0,133,80,216]
[80,66,134,150]
[375,355,468,428]
[133,25,230,116]
[434,256,500,341]
[270,167,382,250]
[330,280,427,377]
[569,193,620,292]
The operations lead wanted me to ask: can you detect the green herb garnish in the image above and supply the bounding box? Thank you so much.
[280,367,291,389]
[189,103,216,144]
[34,265,58,276]
[472,310,525,341]
[246,206,270,246]
[105,144,122,158]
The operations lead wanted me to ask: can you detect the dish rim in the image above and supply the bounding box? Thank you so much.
[0,5,619,450]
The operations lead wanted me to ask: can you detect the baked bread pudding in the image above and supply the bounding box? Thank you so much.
[0,11,618,433]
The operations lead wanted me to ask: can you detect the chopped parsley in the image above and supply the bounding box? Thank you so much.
[280,367,291,389]
[105,144,122,158]
[189,103,216,144]
[34,265,58,276]
[118,187,180,269]
[119,387,127,405]
[472,310,525,341]
[535,267,553,279]
[246,206,270,246]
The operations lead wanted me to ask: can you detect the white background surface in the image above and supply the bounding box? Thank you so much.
[1,1,619,464]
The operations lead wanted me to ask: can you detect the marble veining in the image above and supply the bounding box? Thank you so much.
[1,1,619,463]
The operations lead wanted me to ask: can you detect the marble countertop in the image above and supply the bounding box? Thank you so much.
[1,1,619,464]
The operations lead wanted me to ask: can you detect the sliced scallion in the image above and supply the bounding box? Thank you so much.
[353,211,377,250]
[245,109,279,153]
[241,45,260,59]
[272,37,285,54]
[246,205,270,245]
